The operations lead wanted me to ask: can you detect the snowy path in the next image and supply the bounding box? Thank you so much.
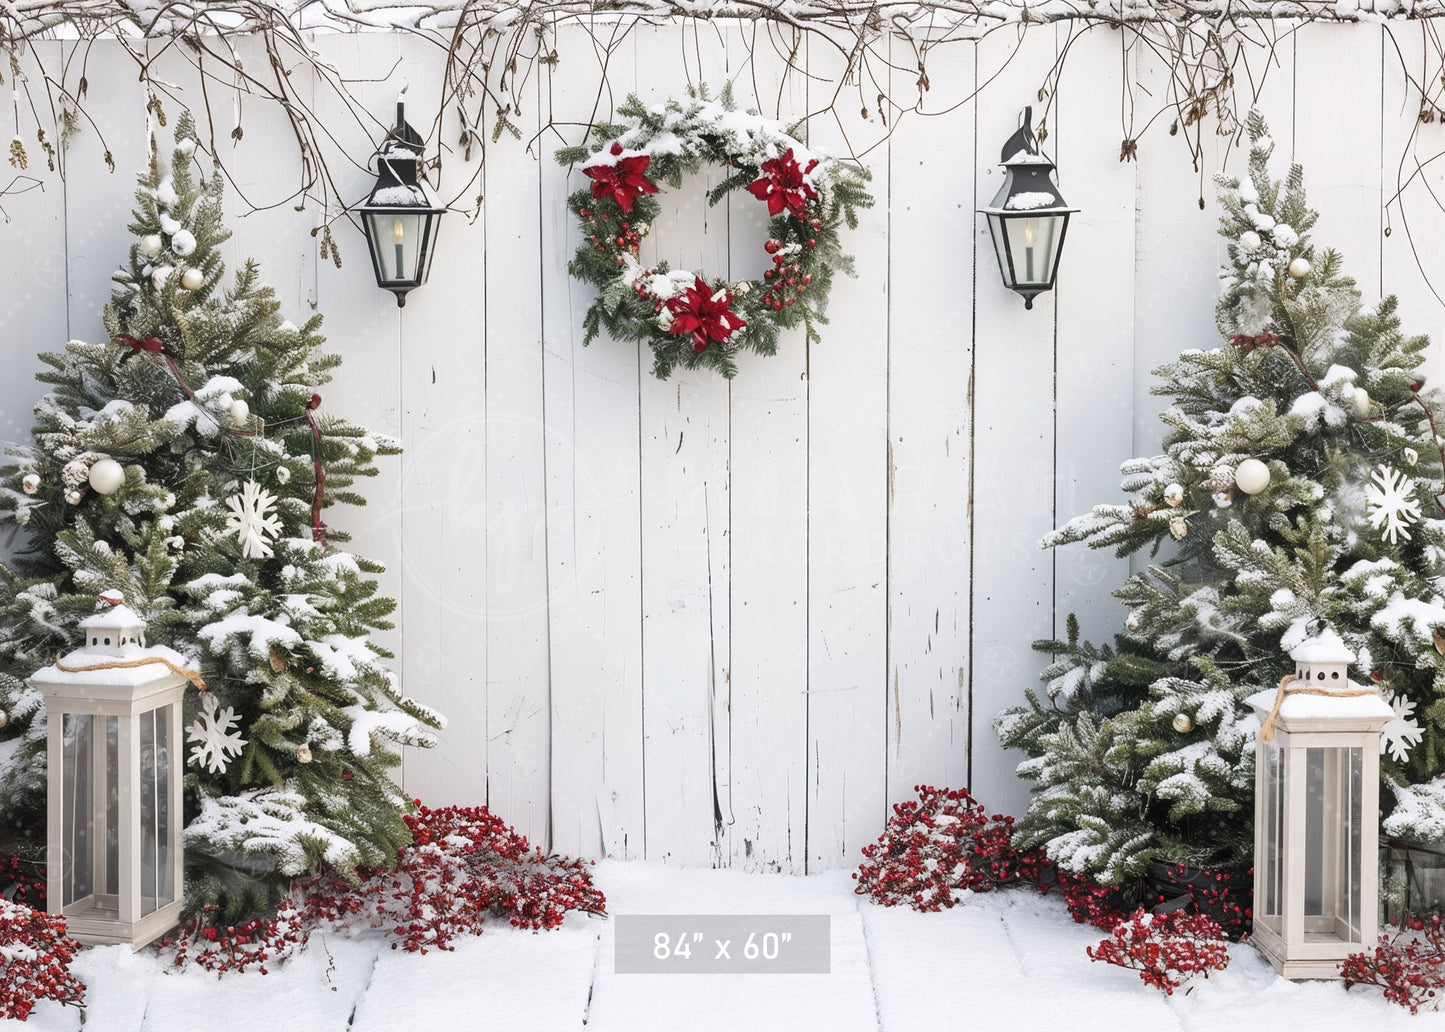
[19,860,1445,1031]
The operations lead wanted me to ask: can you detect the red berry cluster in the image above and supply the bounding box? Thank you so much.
[853,785,1049,911]
[1086,909,1231,994]
[1146,863,1251,940]
[299,803,607,955]
[0,854,47,911]
[581,207,643,263]
[1341,914,1445,1013]
[157,901,309,977]
[159,802,607,973]
[1057,872,1130,930]
[0,898,85,1019]
[759,236,815,312]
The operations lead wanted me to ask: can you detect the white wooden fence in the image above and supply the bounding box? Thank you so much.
[3,21,1443,871]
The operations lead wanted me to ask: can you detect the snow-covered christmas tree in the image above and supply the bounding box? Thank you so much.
[997,110,1445,887]
[0,114,443,917]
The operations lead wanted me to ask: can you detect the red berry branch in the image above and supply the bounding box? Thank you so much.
[1341,914,1445,1013]
[0,899,86,1019]
[158,802,607,973]
[1086,909,1231,994]
[853,785,1048,911]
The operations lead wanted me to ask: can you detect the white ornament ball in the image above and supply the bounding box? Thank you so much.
[1352,386,1372,418]
[151,264,174,290]
[1239,231,1262,253]
[1288,257,1311,279]
[87,458,125,496]
[1234,458,1272,495]
[20,473,39,495]
[0,710,8,729]
[229,399,250,425]
[1163,483,1185,507]
[170,229,197,257]
[296,745,312,764]
[65,490,83,505]
[180,267,205,291]
[1172,712,1193,734]
[139,234,163,257]
[275,465,291,485]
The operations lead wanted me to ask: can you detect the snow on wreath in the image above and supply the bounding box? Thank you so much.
[556,85,873,380]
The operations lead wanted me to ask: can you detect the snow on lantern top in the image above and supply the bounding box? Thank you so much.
[1289,627,1355,691]
[79,593,146,657]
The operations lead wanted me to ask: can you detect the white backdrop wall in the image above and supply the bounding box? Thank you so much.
[2,21,1443,872]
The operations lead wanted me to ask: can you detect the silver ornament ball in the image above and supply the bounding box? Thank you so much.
[1172,713,1193,734]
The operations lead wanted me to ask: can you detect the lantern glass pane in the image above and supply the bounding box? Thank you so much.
[1002,215,1062,287]
[1306,747,1325,916]
[366,212,426,286]
[61,714,118,917]
[1345,746,1363,941]
[987,215,1012,286]
[61,713,94,908]
[139,706,174,916]
[1261,739,1283,933]
[1300,746,1366,944]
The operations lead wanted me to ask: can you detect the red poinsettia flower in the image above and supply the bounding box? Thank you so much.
[582,147,659,214]
[666,277,747,353]
[746,147,819,219]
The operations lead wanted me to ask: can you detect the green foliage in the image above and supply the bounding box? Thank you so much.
[998,111,1445,884]
[0,113,443,919]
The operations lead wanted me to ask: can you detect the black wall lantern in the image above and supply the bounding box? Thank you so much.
[357,102,445,307]
[979,106,1076,309]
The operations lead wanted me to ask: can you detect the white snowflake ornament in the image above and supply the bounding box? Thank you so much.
[224,479,283,559]
[1382,693,1424,763]
[187,693,247,774]
[1365,464,1422,544]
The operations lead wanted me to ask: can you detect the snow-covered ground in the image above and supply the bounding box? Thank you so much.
[19,861,1445,1031]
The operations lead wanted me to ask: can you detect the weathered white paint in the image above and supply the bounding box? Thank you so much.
[3,22,1442,871]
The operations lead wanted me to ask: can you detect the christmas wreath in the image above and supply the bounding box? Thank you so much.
[556,87,873,380]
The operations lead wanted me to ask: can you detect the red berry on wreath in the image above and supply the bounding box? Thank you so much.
[808,239,817,247]
[616,237,625,246]
[764,270,773,280]
[803,275,812,285]
[764,240,780,254]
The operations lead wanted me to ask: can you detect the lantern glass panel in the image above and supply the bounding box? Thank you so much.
[1002,214,1063,287]
[61,713,118,916]
[365,212,432,286]
[1260,739,1284,935]
[139,706,174,916]
[1302,746,1365,943]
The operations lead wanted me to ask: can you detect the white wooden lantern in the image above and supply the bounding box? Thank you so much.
[30,595,191,948]
[1248,628,1392,979]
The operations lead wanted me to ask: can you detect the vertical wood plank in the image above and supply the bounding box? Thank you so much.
[633,24,733,866]
[307,33,409,718]
[1381,24,1445,386]
[1,42,70,543]
[479,41,552,845]
[62,41,146,348]
[1052,27,1135,647]
[721,25,811,872]
[543,21,647,860]
[968,26,1059,819]
[805,31,891,870]
[884,35,975,803]
[1293,24,1383,297]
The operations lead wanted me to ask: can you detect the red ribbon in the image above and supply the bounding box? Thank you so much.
[116,335,166,355]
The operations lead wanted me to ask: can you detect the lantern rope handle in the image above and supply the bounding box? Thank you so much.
[53,654,207,691]
[1258,673,1380,742]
